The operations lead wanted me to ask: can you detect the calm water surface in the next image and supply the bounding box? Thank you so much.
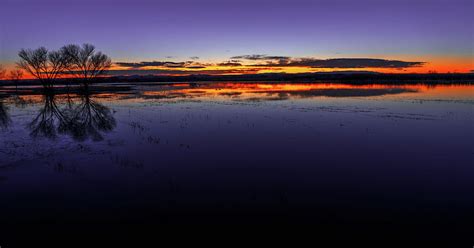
[0,82,473,239]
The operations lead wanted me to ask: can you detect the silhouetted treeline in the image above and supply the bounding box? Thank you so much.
[2,72,473,86]
[104,72,474,84]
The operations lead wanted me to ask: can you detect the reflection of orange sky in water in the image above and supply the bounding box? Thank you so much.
[3,83,472,105]
[141,83,474,101]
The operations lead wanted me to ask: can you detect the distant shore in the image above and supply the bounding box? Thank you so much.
[1,72,473,87]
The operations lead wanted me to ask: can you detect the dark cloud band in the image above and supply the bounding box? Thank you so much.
[116,56,424,71]
[234,56,425,68]
[230,54,291,61]
[115,60,210,69]
[287,58,424,68]
[217,62,243,67]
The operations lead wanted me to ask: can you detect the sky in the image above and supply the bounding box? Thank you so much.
[1,0,473,76]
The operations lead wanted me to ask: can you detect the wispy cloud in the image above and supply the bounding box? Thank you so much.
[231,54,291,61]
[116,61,184,68]
[106,67,270,76]
[115,60,210,69]
[217,61,243,67]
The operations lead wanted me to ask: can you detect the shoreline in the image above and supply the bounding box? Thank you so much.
[1,72,473,87]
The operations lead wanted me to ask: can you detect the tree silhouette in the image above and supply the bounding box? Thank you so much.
[0,65,6,80]
[9,69,23,81]
[9,69,24,90]
[67,91,116,141]
[17,47,69,89]
[61,44,112,88]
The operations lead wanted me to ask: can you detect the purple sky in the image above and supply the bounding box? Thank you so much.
[1,0,473,73]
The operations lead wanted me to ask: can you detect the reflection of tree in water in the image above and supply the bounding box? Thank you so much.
[29,91,115,141]
[0,98,11,129]
[29,93,70,139]
[67,92,116,141]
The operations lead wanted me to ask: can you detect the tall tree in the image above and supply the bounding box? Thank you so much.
[61,44,112,87]
[17,47,69,88]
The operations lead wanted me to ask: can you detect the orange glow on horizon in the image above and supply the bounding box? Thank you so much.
[137,83,474,102]
[2,54,472,79]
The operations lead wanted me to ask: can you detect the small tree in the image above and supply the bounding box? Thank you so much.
[9,69,24,90]
[17,47,69,89]
[0,65,6,79]
[61,44,112,88]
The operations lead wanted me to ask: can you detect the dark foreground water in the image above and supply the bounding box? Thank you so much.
[0,82,473,244]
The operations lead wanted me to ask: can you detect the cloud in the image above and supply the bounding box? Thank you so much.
[106,67,268,76]
[115,56,425,72]
[230,54,291,61]
[185,66,207,69]
[296,58,424,68]
[115,61,183,68]
[217,61,243,67]
[161,62,189,68]
[115,60,210,69]
[190,56,200,60]
[244,57,424,68]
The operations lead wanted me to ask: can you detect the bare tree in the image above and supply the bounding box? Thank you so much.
[9,69,24,81]
[61,44,112,88]
[17,47,69,89]
[0,65,6,79]
[9,69,24,90]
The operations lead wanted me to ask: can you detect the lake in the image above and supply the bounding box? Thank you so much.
[0,82,473,241]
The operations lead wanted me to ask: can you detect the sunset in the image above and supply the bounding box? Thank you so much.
[0,0,473,246]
